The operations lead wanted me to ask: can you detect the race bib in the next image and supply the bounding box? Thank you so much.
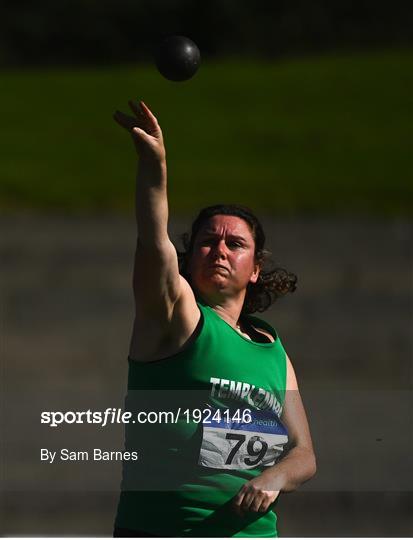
[198,408,288,470]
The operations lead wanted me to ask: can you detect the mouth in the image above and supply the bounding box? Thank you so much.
[209,264,229,272]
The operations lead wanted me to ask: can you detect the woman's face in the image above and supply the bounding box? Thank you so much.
[187,215,260,301]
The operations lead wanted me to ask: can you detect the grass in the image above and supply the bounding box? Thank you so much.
[0,49,411,216]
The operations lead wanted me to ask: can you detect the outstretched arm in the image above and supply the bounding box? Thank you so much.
[114,101,181,321]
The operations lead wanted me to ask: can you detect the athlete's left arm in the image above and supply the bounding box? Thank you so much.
[272,354,317,489]
[232,355,316,515]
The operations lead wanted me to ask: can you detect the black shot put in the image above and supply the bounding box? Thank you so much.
[155,35,201,82]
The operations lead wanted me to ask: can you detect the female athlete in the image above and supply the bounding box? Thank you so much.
[112,100,316,537]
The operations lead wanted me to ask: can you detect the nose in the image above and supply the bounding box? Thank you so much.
[212,239,228,260]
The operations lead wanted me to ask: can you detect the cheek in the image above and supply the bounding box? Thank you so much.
[236,254,257,279]
[235,252,254,268]
[188,249,208,275]
[193,248,209,262]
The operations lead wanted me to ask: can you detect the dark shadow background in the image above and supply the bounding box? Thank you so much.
[1,0,412,537]
[1,0,412,66]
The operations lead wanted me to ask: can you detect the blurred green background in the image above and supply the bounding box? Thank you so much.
[1,50,411,215]
[0,0,412,216]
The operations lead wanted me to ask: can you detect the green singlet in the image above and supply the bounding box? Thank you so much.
[114,299,288,537]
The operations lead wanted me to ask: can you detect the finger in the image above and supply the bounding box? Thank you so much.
[113,110,137,131]
[259,491,280,514]
[128,100,142,119]
[139,100,159,127]
[130,100,159,136]
[258,499,270,513]
[250,493,266,513]
[232,490,246,517]
[132,127,150,141]
[240,490,257,513]
[233,485,247,507]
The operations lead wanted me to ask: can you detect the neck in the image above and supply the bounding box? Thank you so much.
[196,290,246,329]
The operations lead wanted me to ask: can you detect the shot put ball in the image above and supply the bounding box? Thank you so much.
[155,35,201,82]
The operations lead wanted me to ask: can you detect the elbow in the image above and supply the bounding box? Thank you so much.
[307,450,317,480]
[297,446,317,482]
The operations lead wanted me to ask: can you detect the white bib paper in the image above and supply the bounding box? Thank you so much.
[199,408,288,470]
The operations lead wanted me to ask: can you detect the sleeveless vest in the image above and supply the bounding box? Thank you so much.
[115,299,288,537]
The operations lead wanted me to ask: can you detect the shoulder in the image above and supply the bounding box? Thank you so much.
[129,275,201,362]
[286,354,299,391]
[244,313,278,342]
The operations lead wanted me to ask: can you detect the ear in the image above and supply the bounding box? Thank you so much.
[249,262,261,284]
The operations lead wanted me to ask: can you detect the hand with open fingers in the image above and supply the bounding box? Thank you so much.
[113,100,166,163]
[232,474,281,517]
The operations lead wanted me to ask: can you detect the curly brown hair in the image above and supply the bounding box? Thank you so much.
[176,204,297,315]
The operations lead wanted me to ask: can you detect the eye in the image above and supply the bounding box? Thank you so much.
[228,241,242,249]
[199,238,214,245]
